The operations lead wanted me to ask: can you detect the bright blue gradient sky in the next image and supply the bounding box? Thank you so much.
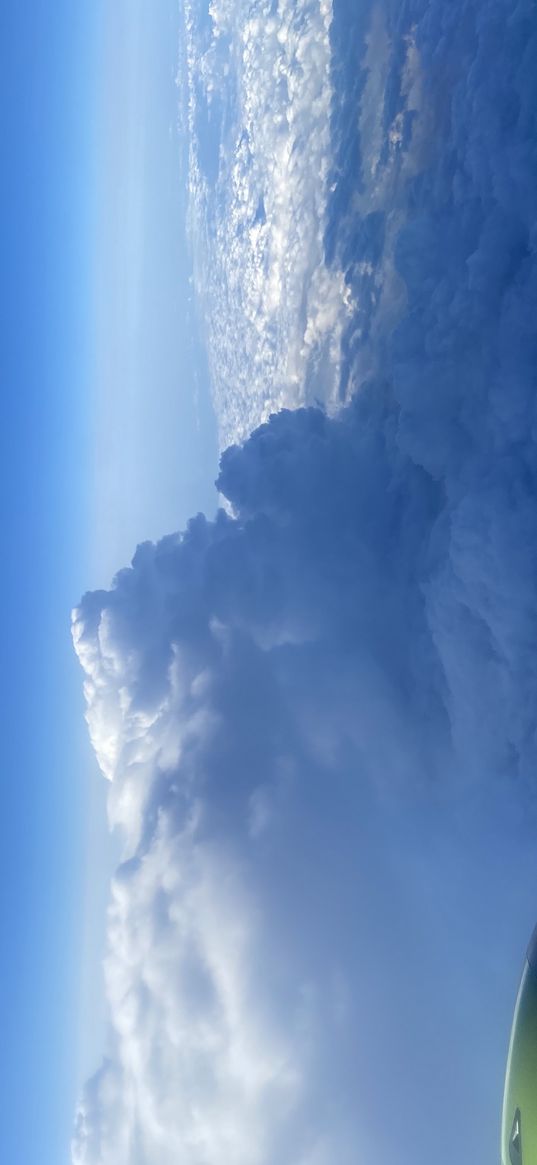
[1,3,97,1163]
[1,2,217,1162]
[88,0,218,588]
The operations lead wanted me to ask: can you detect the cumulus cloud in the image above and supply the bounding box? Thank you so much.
[324,0,537,417]
[181,0,350,448]
[74,0,537,1161]
[74,388,537,1164]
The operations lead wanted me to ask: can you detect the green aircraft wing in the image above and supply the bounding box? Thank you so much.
[502,927,537,1165]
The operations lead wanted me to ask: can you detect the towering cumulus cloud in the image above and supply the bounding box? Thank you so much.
[74,390,537,1163]
[74,0,537,1161]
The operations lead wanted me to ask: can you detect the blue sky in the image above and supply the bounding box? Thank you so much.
[1,2,217,1162]
[1,2,97,1161]
[88,0,217,588]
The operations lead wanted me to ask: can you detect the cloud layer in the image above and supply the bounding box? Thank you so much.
[74,0,537,1161]
[180,0,349,448]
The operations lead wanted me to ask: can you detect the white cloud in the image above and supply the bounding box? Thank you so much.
[73,380,537,1163]
[79,825,302,1165]
[181,0,349,448]
[74,0,537,1160]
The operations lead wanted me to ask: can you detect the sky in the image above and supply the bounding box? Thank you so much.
[0,3,96,1162]
[6,0,537,1163]
[88,0,218,588]
[0,2,217,1163]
